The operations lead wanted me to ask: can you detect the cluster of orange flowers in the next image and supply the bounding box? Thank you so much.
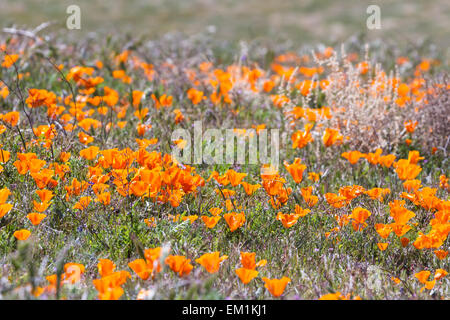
[28,249,293,299]
[0,44,448,300]
[415,269,448,292]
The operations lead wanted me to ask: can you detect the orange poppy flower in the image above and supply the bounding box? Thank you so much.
[307,172,321,182]
[397,83,410,97]
[195,252,228,273]
[223,212,246,232]
[45,274,58,293]
[2,54,19,68]
[32,286,44,297]
[80,146,100,160]
[78,132,94,145]
[439,175,450,191]
[300,186,318,207]
[209,207,223,216]
[394,159,422,181]
[342,151,364,165]
[96,192,111,205]
[93,271,130,300]
[374,223,392,239]
[434,269,448,280]
[322,128,343,147]
[240,252,266,270]
[201,215,221,229]
[365,188,390,202]
[25,88,56,108]
[284,158,306,183]
[404,120,418,133]
[0,203,13,218]
[263,80,275,92]
[379,154,396,168]
[151,93,173,109]
[128,259,153,280]
[14,229,31,240]
[27,158,46,174]
[349,207,371,231]
[415,270,431,284]
[134,108,149,121]
[0,83,7,99]
[241,182,261,196]
[98,259,116,277]
[226,169,247,187]
[144,247,162,273]
[401,237,410,247]
[135,138,158,149]
[276,212,301,228]
[294,205,310,217]
[325,192,349,208]
[113,69,132,83]
[0,188,11,204]
[97,269,131,287]
[181,215,198,224]
[223,199,234,211]
[164,255,193,277]
[339,185,365,201]
[235,268,259,284]
[63,263,85,275]
[2,111,20,127]
[30,169,55,189]
[390,222,411,237]
[97,286,124,300]
[27,212,46,225]
[33,200,50,213]
[403,179,422,192]
[35,189,54,203]
[319,292,348,300]
[187,88,204,104]
[132,90,144,107]
[208,171,229,186]
[434,250,448,260]
[365,148,383,165]
[422,280,436,291]
[0,149,10,163]
[407,150,424,165]
[172,138,186,149]
[291,124,314,149]
[73,196,92,211]
[357,61,369,74]
[173,109,185,123]
[389,200,415,225]
[262,276,291,297]
[129,180,148,197]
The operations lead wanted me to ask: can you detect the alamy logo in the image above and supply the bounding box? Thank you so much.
[366,5,381,30]
[66,5,81,30]
[171,121,279,173]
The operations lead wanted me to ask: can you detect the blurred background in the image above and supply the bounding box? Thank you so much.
[1,0,449,47]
